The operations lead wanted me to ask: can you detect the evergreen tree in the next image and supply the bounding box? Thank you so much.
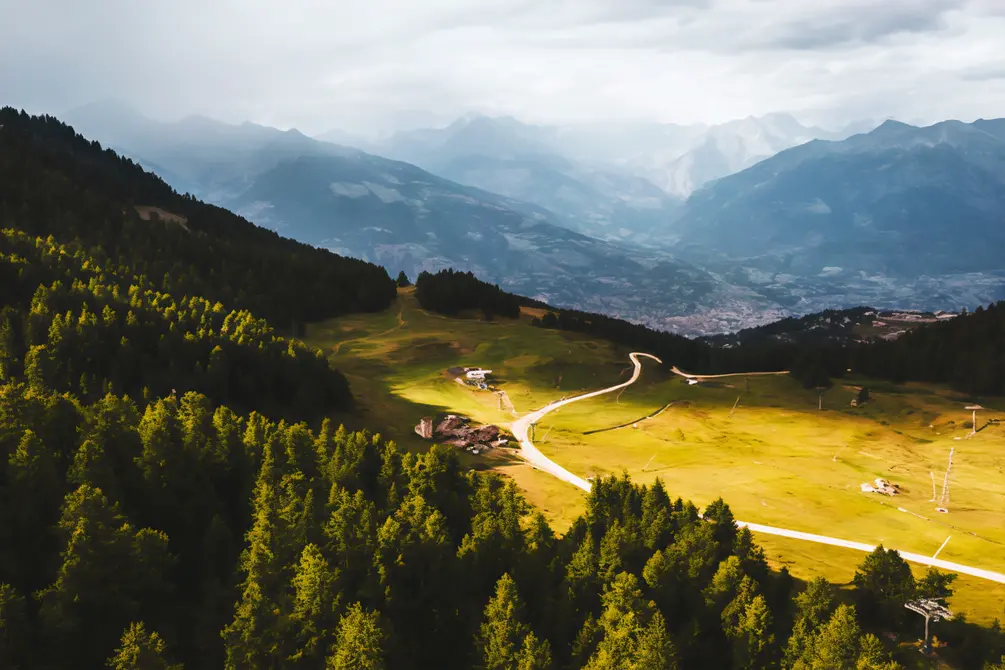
[916,567,957,600]
[288,543,337,665]
[0,584,27,670]
[784,577,837,668]
[396,271,411,287]
[326,603,385,670]
[792,604,862,670]
[729,594,775,670]
[853,547,916,629]
[37,485,175,669]
[515,632,553,670]
[5,429,61,589]
[584,572,671,670]
[855,633,901,670]
[375,493,456,667]
[477,573,550,670]
[107,622,182,670]
[221,443,289,669]
[635,610,678,670]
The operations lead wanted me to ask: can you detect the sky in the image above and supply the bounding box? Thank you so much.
[2,0,1004,136]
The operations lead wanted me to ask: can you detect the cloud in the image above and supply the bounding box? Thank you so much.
[0,0,1002,134]
[758,0,962,51]
[959,64,1005,81]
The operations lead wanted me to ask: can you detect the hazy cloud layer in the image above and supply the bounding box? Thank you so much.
[1,0,1002,135]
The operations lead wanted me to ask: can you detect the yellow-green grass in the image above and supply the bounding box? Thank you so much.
[536,372,1005,577]
[304,290,1005,620]
[755,534,1005,625]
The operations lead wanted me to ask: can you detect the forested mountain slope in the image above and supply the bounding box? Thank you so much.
[0,107,397,328]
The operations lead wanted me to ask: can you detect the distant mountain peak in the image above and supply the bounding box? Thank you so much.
[870,118,915,134]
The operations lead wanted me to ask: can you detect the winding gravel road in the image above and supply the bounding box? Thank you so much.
[510,353,1005,585]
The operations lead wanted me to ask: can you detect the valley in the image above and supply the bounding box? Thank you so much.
[9,2,1005,665]
[305,288,1005,623]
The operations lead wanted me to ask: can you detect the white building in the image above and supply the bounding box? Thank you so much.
[466,369,493,380]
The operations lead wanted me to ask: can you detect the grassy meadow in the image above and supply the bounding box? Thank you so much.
[304,288,1005,621]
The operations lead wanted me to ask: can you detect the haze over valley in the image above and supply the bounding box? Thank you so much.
[61,100,1005,334]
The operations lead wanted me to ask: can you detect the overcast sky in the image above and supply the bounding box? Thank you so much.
[2,0,1004,136]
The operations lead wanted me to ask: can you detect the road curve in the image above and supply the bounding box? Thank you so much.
[510,353,1005,585]
[511,352,661,491]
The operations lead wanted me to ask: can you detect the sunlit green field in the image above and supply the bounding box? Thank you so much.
[304,289,1005,620]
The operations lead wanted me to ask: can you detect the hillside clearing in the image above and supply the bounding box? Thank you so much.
[304,290,1005,620]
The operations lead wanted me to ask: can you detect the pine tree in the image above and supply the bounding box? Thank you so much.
[326,603,385,670]
[916,567,957,600]
[37,485,174,669]
[221,442,289,669]
[396,271,411,287]
[106,622,182,670]
[729,594,775,670]
[853,546,915,628]
[635,610,678,670]
[792,604,862,670]
[784,577,836,668]
[0,310,21,380]
[0,584,27,670]
[323,486,378,601]
[288,543,338,665]
[6,429,61,589]
[640,479,674,551]
[477,573,549,670]
[374,493,456,667]
[856,633,901,670]
[584,572,667,670]
[516,632,552,670]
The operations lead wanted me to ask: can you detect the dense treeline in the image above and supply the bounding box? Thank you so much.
[3,386,999,670]
[533,306,807,375]
[533,297,1003,397]
[706,308,875,348]
[0,107,397,329]
[1,229,350,421]
[851,302,1005,395]
[415,269,522,319]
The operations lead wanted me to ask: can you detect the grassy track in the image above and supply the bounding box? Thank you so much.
[305,289,1005,619]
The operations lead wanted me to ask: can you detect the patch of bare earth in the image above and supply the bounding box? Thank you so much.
[134,206,190,232]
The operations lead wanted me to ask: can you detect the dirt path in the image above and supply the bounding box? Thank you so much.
[510,353,1005,585]
[333,306,405,355]
[670,365,789,380]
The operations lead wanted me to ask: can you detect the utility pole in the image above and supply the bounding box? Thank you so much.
[936,447,954,513]
[966,404,983,436]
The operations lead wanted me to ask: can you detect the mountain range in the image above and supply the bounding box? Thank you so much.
[668,117,1005,313]
[62,100,780,335]
[61,100,1005,331]
[362,113,870,242]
